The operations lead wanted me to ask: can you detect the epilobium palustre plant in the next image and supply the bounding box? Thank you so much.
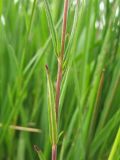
[45,0,70,159]
[0,0,120,160]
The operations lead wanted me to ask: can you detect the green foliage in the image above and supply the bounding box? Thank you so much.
[0,0,120,159]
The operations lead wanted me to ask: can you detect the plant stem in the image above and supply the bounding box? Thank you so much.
[52,144,57,160]
[55,0,69,122]
[61,0,69,60]
[54,1,69,160]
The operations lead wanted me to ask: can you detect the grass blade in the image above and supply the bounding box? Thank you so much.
[0,0,2,16]
[34,145,46,160]
[108,127,120,160]
[45,65,57,145]
[43,0,59,55]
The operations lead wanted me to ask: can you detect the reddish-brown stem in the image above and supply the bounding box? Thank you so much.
[52,144,57,160]
[54,1,69,160]
[61,0,69,60]
[55,0,69,122]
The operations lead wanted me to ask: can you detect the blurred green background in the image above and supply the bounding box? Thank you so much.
[0,0,120,159]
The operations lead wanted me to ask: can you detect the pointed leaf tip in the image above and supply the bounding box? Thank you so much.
[45,64,49,72]
[34,145,46,160]
[34,145,40,153]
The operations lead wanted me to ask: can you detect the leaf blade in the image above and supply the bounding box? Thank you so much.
[46,65,57,145]
[43,0,59,55]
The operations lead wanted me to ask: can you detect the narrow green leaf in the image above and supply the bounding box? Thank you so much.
[20,0,37,71]
[34,145,46,160]
[43,0,59,55]
[17,133,25,160]
[27,0,37,39]
[8,44,19,70]
[7,44,19,79]
[58,131,64,143]
[108,127,120,160]
[0,0,2,16]
[90,108,120,158]
[45,65,57,145]
[23,15,62,75]
[65,0,83,57]
[60,136,66,160]
[97,60,120,131]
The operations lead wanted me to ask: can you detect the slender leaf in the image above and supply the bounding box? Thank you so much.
[46,65,57,145]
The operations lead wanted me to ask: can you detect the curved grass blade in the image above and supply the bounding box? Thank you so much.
[43,0,59,55]
[45,65,57,145]
[8,44,19,71]
[34,145,46,160]
[108,127,120,160]
[97,60,120,131]
[65,0,83,58]
[90,108,120,158]
[27,0,37,40]
[20,0,37,71]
